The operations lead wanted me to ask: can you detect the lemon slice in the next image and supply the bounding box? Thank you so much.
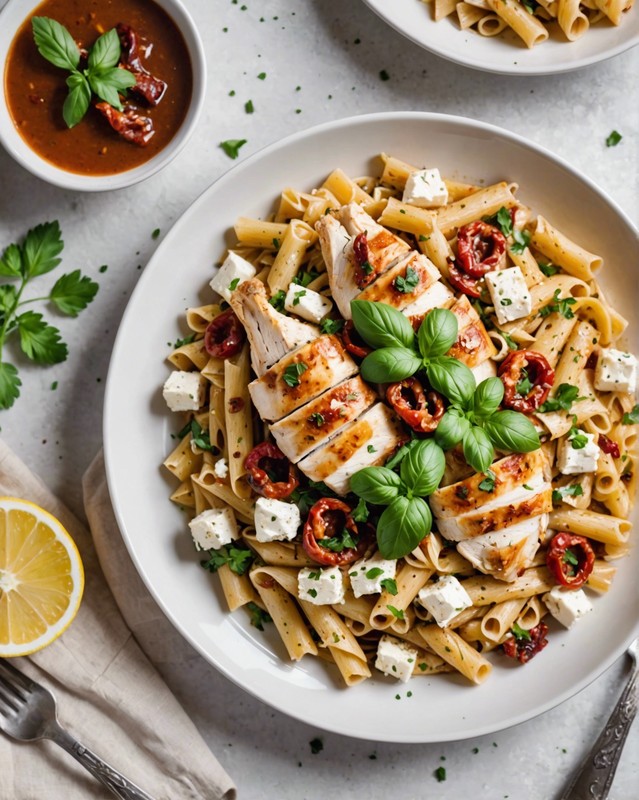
[0,497,84,657]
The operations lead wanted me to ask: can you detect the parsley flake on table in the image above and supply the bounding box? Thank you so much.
[220,139,247,159]
[605,130,622,147]
[0,221,98,409]
[309,737,323,754]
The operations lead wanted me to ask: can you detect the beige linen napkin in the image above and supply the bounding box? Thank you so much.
[0,440,236,800]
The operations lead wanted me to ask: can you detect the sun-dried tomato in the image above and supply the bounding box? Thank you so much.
[499,350,554,414]
[117,23,167,106]
[341,320,372,359]
[245,443,298,499]
[447,262,483,298]
[598,435,620,459]
[95,103,154,146]
[386,378,445,433]
[502,622,549,664]
[352,232,377,288]
[302,498,369,566]
[204,309,246,359]
[546,532,595,589]
[457,221,507,278]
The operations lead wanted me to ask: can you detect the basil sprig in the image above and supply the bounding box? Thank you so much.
[351,300,540,473]
[350,440,445,559]
[32,17,136,128]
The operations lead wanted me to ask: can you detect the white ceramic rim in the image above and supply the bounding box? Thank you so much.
[361,0,639,76]
[0,0,207,191]
[104,111,639,742]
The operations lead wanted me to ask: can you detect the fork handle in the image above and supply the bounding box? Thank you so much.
[557,662,639,800]
[49,723,155,800]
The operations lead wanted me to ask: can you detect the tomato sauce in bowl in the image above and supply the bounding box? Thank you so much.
[4,0,193,176]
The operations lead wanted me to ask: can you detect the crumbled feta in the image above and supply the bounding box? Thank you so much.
[484,267,532,325]
[188,508,238,551]
[254,497,300,542]
[375,635,418,682]
[214,458,229,479]
[417,575,473,627]
[298,565,345,605]
[543,586,593,629]
[402,168,448,209]
[209,252,256,302]
[162,370,207,412]
[557,431,599,475]
[284,284,332,323]
[348,554,397,598]
[594,348,637,393]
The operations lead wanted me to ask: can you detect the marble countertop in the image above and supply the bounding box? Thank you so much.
[1,0,637,797]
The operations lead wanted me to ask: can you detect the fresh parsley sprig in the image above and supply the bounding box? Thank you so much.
[32,17,136,128]
[350,301,540,473]
[0,221,98,409]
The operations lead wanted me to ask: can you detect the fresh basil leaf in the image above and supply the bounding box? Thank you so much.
[434,408,470,450]
[0,362,21,410]
[385,438,420,470]
[350,300,415,350]
[22,221,63,279]
[87,70,124,110]
[32,17,80,71]
[417,307,458,359]
[462,426,494,473]
[426,356,476,407]
[400,439,445,496]
[350,467,403,506]
[360,347,421,384]
[49,270,99,316]
[16,312,68,364]
[87,28,121,72]
[0,243,23,278]
[622,404,639,425]
[484,410,541,453]
[538,383,580,413]
[376,496,432,559]
[63,72,91,128]
[473,377,505,419]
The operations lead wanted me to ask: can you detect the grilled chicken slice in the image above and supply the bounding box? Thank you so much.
[315,204,409,319]
[298,403,406,495]
[356,251,453,316]
[270,376,376,463]
[230,279,319,376]
[457,515,546,583]
[447,295,497,371]
[249,335,358,422]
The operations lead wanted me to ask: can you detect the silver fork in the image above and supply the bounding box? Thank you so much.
[558,637,639,800]
[0,658,155,800]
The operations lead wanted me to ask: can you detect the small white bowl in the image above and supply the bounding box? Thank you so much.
[0,0,206,191]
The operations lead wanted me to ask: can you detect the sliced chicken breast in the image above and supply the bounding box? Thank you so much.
[315,213,358,319]
[298,403,405,495]
[447,295,497,370]
[248,335,358,422]
[230,279,319,376]
[338,203,410,278]
[270,376,376,463]
[457,515,545,583]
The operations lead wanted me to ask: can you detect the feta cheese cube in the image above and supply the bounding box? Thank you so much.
[209,251,256,302]
[254,497,300,543]
[348,554,397,598]
[402,168,448,209]
[284,284,333,323]
[484,267,532,325]
[417,575,473,627]
[375,635,418,683]
[188,508,238,551]
[543,586,593,629]
[298,565,345,605]
[214,458,229,479]
[594,348,637,393]
[557,431,599,475]
[162,370,207,412]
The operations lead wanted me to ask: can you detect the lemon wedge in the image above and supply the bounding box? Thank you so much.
[0,497,84,657]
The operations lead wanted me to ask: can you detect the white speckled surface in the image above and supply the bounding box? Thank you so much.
[0,0,637,797]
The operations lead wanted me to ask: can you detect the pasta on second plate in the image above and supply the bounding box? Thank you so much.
[161,153,636,688]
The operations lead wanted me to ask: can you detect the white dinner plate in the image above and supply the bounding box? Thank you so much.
[104,112,639,743]
[361,0,639,75]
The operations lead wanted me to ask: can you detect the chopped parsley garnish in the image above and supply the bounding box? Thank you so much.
[201,545,254,576]
[387,604,404,620]
[568,426,589,450]
[552,483,584,505]
[360,260,374,275]
[516,368,533,397]
[511,622,531,641]
[605,130,622,147]
[622,404,639,425]
[309,412,325,427]
[247,602,272,631]
[228,277,240,292]
[521,0,539,13]
[173,333,196,349]
[152,228,160,240]
[539,288,576,320]
[478,469,496,492]
[244,99,254,114]
[320,318,345,335]
[498,329,518,350]
[307,588,318,598]
[282,362,308,387]
[50,381,58,390]
[309,737,323,754]
[538,262,559,277]
[379,69,390,81]
[319,529,358,552]
[394,266,419,294]
[292,269,320,287]
[351,497,369,522]
[365,567,384,579]
[269,289,286,312]
[177,419,216,451]
[563,548,579,566]
[511,228,531,255]
[435,766,446,782]
[539,383,581,413]
[293,289,306,306]
[220,139,247,159]
[380,578,398,596]
[257,72,267,80]
[367,444,377,453]
[272,237,281,250]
